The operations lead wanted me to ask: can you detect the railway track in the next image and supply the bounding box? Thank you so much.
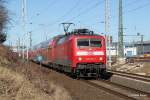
[83,79,150,100]
[81,70,150,100]
[107,70,150,82]
[35,62,150,99]
[127,57,150,62]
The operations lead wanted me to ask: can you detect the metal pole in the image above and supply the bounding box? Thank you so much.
[108,35,112,66]
[45,31,47,41]
[118,0,124,58]
[141,35,144,56]
[137,33,144,56]
[105,0,111,67]
[22,0,27,60]
[29,31,32,50]
[26,33,29,61]
[17,38,21,57]
[22,39,25,59]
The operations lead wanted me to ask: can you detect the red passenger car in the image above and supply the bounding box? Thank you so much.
[30,29,107,78]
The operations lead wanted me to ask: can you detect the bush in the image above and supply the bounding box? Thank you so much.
[0,0,8,43]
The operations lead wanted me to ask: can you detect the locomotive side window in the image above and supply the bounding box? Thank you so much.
[57,37,66,45]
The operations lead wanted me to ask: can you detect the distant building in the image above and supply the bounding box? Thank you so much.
[135,41,150,55]
[107,41,150,57]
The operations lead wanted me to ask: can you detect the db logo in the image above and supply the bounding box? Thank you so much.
[88,52,93,55]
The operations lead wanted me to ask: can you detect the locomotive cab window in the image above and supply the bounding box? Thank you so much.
[90,39,102,47]
[77,39,89,47]
[77,38,102,47]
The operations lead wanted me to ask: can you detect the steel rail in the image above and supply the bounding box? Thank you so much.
[107,70,150,82]
[82,80,150,100]
[83,80,136,100]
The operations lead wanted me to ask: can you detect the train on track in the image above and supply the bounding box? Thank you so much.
[29,28,107,78]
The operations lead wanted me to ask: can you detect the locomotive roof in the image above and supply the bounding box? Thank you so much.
[32,28,103,50]
[32,38,52,49]
[66,28,100,36]
[57,28,101,39]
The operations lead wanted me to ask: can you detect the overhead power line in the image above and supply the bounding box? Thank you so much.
[125,2,150,13]
[31,0,82,33]
[31,0,104,33]
[46,0,81,27]
[67,0,104,22]
[94,1,150,26]
[110,0,143,19]
[47,0,101,26]
[29,0,58,22]
[58,0,81,20]
[124,0,140,8]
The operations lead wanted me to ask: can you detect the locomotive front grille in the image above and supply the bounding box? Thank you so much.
[77,63,106,77]
[78,63,105,69]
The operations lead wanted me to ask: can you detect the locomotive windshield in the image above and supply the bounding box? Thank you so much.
[77,38,102,47]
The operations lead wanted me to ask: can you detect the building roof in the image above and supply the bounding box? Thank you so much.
[112,40,150,47]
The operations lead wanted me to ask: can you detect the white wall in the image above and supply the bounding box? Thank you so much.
[107,46,137,57]
[106,47,117,56]
[124,47,137,57]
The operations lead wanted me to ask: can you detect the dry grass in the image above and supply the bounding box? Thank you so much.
[0,45,72,100]
[0,66,72,100]
[0,45,18,66]
[0,66,24,100]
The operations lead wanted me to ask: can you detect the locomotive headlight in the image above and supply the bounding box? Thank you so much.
[99,57,103,61]
[93,51,104,55]
[77,51,88,56]
[78,57,82,61]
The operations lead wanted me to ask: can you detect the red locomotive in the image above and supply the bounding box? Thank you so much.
[30,29,107,78]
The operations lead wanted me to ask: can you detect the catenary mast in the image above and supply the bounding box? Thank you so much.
[105,0,111,66]
[118,0,124,58]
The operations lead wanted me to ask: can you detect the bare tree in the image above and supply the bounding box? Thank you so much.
[0,0,8,43]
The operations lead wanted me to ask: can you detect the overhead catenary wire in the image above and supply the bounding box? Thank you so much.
[123,0,140,8]
[10,0,58,27]
[45,0,81,27]
[31,0,150,34]
[81,0,143,25]
[56,0,81,20]
[109,0,144,20]
[29,0,58,23]
[46,0,101,26]
[31,0,104,33]
[25,0,150,46]
[29,0,104,45]
[90,1,150,27]
[44,0,104,31]
[66,0,104,22]
[30,0,82,33]
[125,2,150,13]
